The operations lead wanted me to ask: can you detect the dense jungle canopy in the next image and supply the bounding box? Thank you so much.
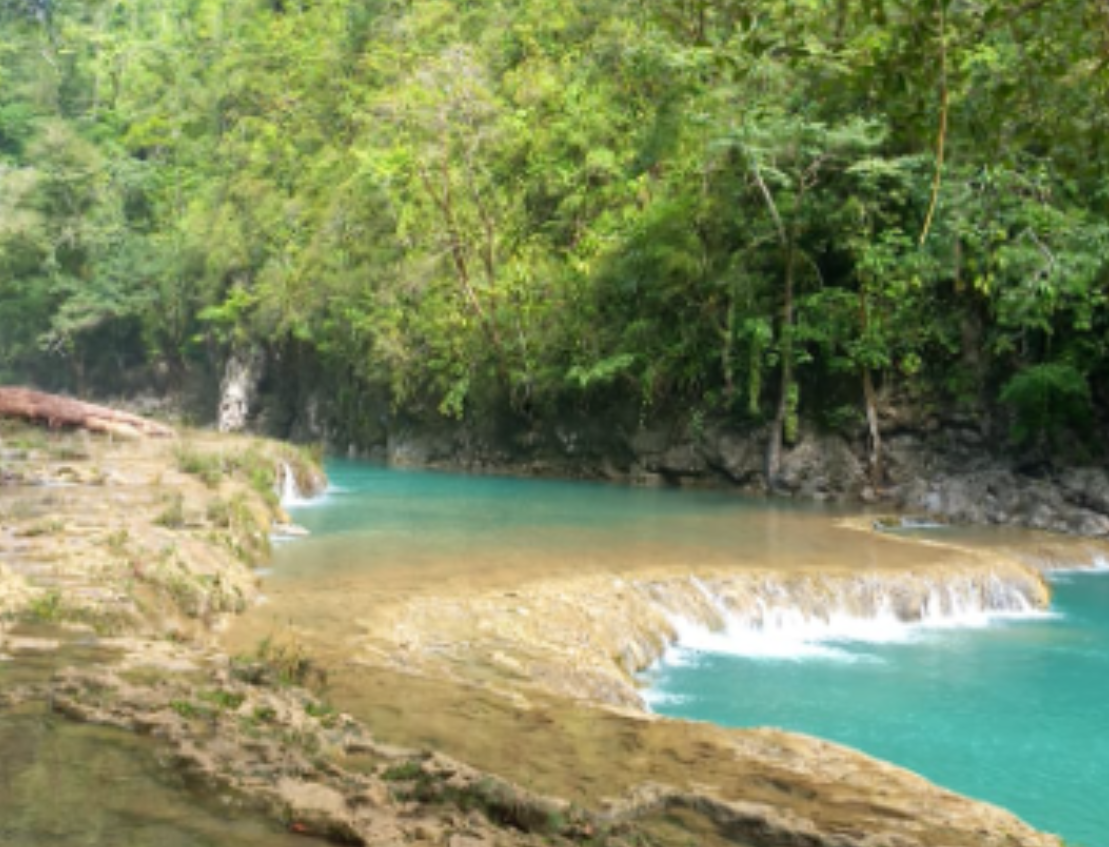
[1,0,1107,466]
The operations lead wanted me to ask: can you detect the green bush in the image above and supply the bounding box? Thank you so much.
[174,446,224,488]
[154,492,186,529]
[999,363,1092,449]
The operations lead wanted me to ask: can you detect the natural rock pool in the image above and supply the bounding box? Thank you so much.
[246,459,1107,846]
[644,568,1109,846]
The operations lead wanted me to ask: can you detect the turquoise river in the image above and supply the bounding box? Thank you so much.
[274,461,1107,846]
[644,569,1109,846]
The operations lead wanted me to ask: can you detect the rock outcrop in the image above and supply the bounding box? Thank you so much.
[0,420,1078,847]
[0,650,1063,847]
[219,346,266,433]
[352,555,1052,711]
[343,411,1109,538]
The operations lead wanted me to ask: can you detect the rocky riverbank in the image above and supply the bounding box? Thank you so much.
[0,419,1077,846]
[357,409,1109,538]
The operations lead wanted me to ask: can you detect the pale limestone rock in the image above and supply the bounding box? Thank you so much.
[218,346,265,433]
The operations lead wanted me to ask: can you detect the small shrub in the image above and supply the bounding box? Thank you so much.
[27,589,64,622]
[19,519,64,537]
[231,634,327,691]
[206,497,231,528]
[105,528,130,552]
[198,689,246,710]
[154,492,186,529]
[304,700,336,723]
[174,445,224,488]
[822,404,864,435]
[170,700,215,720]
[382,761,424,782]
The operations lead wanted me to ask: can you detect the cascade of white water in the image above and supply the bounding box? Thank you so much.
[647,570,1051,663]
[278,461,311,507]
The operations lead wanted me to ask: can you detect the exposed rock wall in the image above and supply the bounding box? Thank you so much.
[218,346,266,433]
[357,411,1109,537]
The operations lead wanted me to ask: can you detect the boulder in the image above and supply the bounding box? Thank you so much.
[778,432,866,499]
[1057,467,1109,516]
[701,427,765,487]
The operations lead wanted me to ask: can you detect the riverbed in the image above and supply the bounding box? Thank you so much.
[231,459,1105,844]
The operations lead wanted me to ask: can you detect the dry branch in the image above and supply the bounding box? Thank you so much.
[0,388,175,439]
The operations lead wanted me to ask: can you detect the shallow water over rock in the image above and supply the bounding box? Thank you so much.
[645,569,1109,846]
[0,705,321,847]
[225,460,1097,844]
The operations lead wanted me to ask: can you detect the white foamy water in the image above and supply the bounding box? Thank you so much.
[653,574,1053,666]
[279,462,312,507]
[639,688,692,708]
[278,461,338,509]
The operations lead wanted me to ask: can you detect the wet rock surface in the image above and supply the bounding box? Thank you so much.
[0,644,1064,847]
[0,420,1074,847]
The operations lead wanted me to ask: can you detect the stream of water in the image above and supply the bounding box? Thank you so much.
[644,569,1109,846]
[272,460,1107,846]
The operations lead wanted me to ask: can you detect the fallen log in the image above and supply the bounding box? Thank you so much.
[0,388,175,439]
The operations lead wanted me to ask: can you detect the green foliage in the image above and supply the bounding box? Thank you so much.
[382,761,425,782]
[1000,363,1092,447]
[26,589,65,623]
[205,497,231,528]
[784,383,800,445]
[566,354,636,392]
[1,0,1107,438]
[105,528,130,552]
[233,634,328,691]
[197,689,246,711]
[170,700,210,721]
[175,446,224,488]
[153,492,186,529]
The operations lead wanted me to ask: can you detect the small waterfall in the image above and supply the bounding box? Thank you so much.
[278,461,312,508]
[643,569,1052,664]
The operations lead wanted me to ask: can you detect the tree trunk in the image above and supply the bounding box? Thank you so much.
[721,284,738,406]
[418,159,513,394]
[766,238,798,490]
[857,290,883,488]
[862,368,883,488]
[0,388,175,439]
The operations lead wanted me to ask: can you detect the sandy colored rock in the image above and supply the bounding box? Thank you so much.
[0,422,1073,847]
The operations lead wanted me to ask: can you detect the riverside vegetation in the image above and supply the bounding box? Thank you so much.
[1,0,1108,482]
[2,0,1109,843]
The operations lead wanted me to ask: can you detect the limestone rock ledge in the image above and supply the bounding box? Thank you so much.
[1,655,1062,847]
[0,424,1070,847]
[371,558,1051,710]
